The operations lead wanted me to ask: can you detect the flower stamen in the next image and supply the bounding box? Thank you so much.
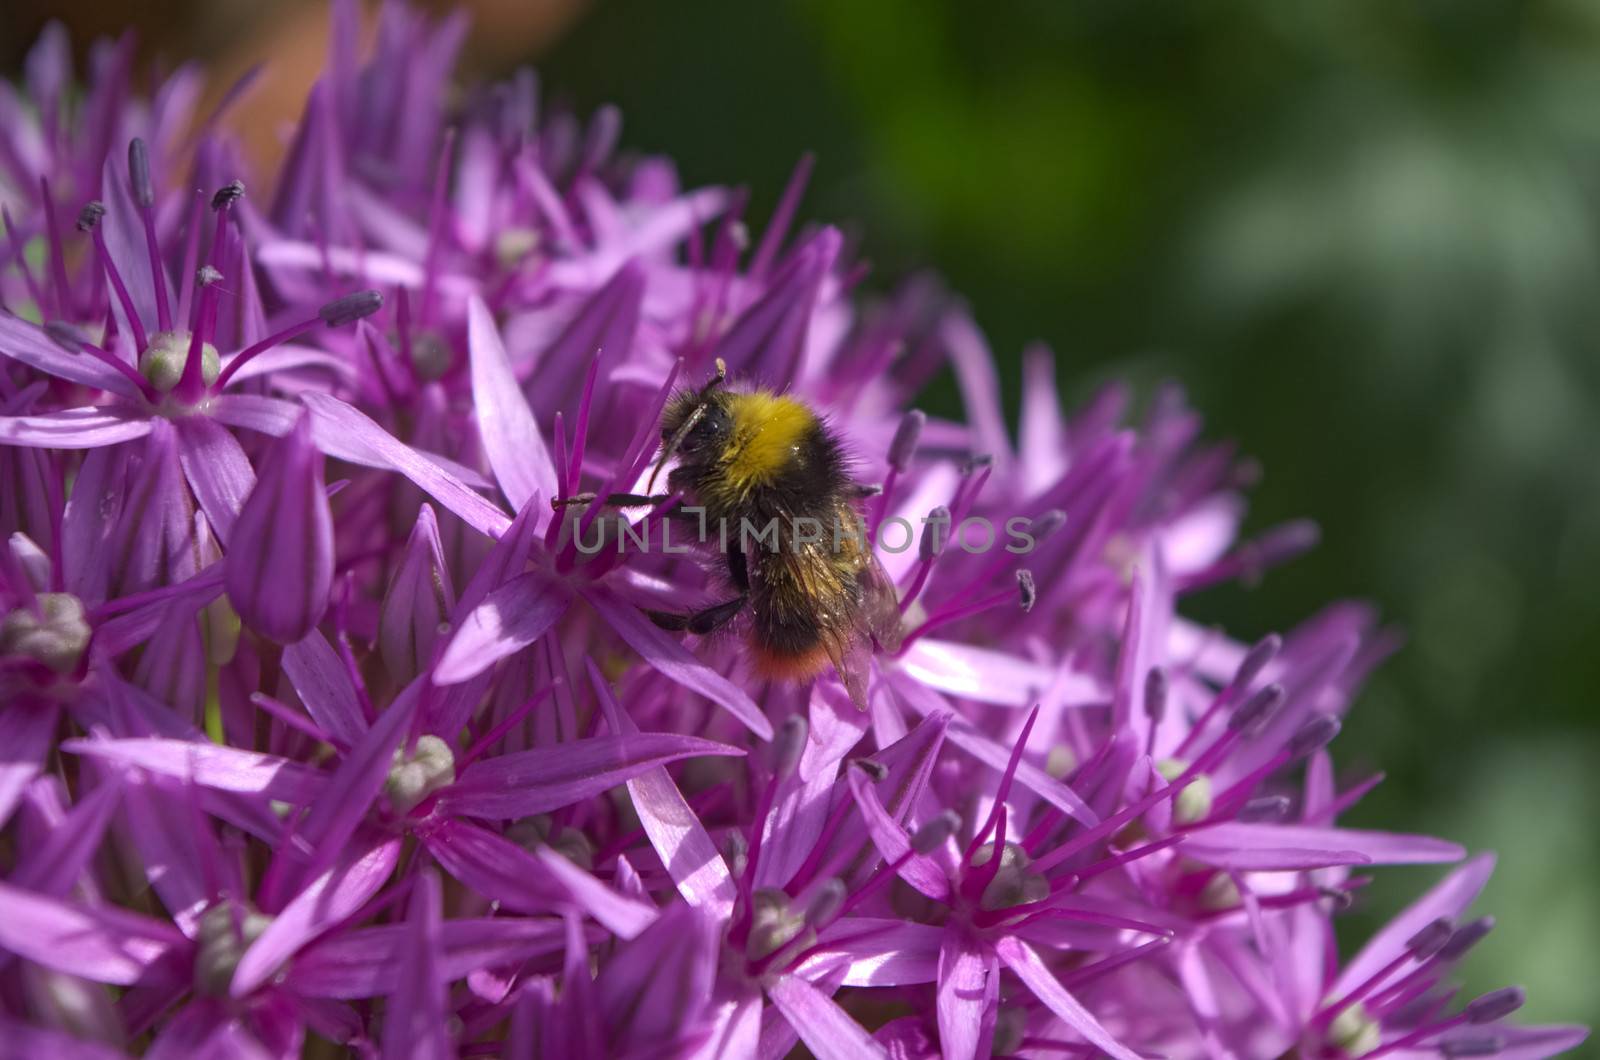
[127,139,172,331]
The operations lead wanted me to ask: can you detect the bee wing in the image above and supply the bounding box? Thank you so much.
[794,542,877,712]
[832,497,905,654]
[820,624,874,712]
[857,548,905,654]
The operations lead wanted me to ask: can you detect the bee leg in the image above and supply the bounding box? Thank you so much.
[552,492,672,510]
[726,548,750,593]
[847,483,883,499]
[604,493,674,507]
[647,595,748,635]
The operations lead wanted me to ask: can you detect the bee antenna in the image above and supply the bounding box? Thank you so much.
[646,359,729,494]
[696,357,728,401]
[647,407,701,494]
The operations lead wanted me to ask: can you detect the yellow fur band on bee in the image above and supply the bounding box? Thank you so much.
[718,391,819,493]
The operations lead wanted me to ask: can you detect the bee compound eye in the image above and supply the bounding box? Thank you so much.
[688,404,731,448]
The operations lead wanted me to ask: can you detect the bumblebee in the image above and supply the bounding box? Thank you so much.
[608,360,903,709]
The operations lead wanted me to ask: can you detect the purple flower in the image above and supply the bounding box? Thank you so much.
[0,24,215,331]
[224,413,333,643]
[0,7,1586,1059]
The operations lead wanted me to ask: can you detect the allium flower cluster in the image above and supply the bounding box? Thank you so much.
[0,5,1588,1058]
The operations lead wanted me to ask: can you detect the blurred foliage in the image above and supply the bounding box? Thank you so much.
[540,0,1600,1024]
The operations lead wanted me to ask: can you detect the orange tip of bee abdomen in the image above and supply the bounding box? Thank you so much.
[750,643,833,682]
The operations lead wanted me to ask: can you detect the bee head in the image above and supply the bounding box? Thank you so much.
[661,393,731,461]
[650,359,729,491]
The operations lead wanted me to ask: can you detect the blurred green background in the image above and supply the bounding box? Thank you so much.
[6,0,1597,1031]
